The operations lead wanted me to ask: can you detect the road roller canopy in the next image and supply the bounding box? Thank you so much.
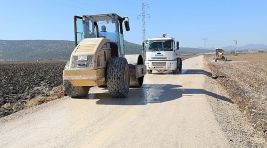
[74,13,130,46]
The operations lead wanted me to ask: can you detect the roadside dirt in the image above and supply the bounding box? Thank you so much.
[206,53,267,141]
[203,59,266,147]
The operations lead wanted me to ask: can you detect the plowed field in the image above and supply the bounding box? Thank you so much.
[0,61,66,117]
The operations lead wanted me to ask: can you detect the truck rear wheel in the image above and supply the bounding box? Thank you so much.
[107,57,130,98]
[178,58,182,72]
[173,58,182,74]
[63,80,89,98]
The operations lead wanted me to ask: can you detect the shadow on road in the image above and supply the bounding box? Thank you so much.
[146,69,213,77]
[88,84,182,105]
[182,69,212,77]
[181,88,233,103]
[80,84,232,105]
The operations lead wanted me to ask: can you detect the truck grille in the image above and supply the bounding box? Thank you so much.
[151,57,167,60]
[152,62,166,67]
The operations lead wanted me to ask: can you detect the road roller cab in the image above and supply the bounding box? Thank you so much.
[63,13,146,98]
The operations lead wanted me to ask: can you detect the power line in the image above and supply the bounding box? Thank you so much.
[202,38,208,49]
[233,40,238,54]
[139,2,150,41]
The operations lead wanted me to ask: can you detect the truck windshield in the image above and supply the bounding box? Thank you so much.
[147,40,173,51]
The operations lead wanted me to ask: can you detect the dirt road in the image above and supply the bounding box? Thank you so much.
[0,56,231,148]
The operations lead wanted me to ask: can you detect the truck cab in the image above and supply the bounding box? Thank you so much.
[144,36,182,74]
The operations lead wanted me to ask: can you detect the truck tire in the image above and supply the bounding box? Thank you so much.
[173,58,182,74]
[63,80,89,98]
[178,58,182,72]
[107,57,130,98]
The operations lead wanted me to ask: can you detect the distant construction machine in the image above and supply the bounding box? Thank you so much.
[214,48,227,62]
[63,13,146,98]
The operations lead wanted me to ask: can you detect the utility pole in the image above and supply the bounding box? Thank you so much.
[233,40,238,54]
[202,38,208,49]
[139,2,150,41]
[0,49,2,60]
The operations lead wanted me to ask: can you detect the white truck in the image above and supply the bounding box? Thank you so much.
[144,36,182,74]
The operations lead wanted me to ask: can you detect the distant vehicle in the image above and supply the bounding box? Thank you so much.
[143,35,182,74]
[215,48,227,62]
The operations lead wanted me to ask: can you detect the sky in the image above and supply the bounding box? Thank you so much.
[0,0,266,48]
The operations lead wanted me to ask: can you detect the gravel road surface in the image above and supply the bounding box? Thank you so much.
[0,56,232,148]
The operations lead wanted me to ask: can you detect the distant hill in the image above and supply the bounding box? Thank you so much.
[124,41,142,54]
[0,40,210,61]
[180,47,212,54]
[124,43,212,55]
[0,40,74,61]
[0,40,143,61]
[223,44,267,51]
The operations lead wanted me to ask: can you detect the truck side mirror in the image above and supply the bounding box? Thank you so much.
[124,18,130,31]
[176,41,179,50]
